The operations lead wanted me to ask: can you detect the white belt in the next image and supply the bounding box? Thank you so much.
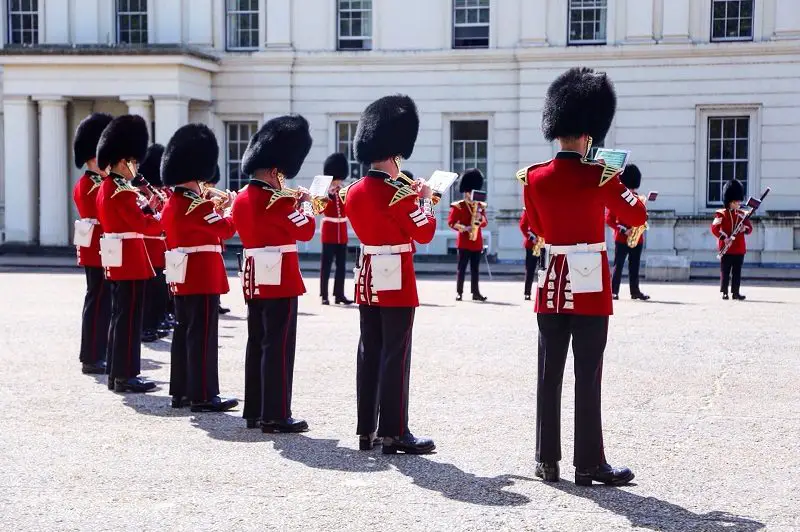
[361,244,412,255]
[174,245,222,254]
[546,242,606,255]
[103,232,143,240]
[143,235,166,240]
[323,217,348,223]
[244,245,297,257]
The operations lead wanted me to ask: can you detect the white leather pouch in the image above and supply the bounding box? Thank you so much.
[566,252,603,294]
[253,251,283,286]
[164,250,189,284]
[73,219,96,247]
[370,254,403,291]
[99,237,123,268]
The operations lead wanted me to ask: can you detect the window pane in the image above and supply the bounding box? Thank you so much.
[706,115,750,206]
[710,140,722,160]
[722,140,735,159]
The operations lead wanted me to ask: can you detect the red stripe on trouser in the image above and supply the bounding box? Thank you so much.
[202,295,209,401]
[126,282,137,376]
[398,316,413,436]
[281,299,292,418]
[90,278,104,362]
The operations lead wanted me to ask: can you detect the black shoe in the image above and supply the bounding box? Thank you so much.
[456,294,463,302]
[82,361,107,375]
[114,377,156,393]
[321,298,330,306]
[631,293,650,301]
[171,396,190,408]
[218,306,231,315]
[612,294,619,300]
[534,461,560,482]
[335,297,353,305]
[575,463,635,486]
[382,432,435,455]
[190,396,239,412]
[165,314,177,327]
[141,330,159,343]
[472,294,488,302]
[261,417,309,433]
[158,320,174,331]
[358,433,382,451]
[107,376,115,390]
[156,329,170,338]
[733,294,746,301]
[524,294,531,301]
[722,293,730,300]
[246,418,260,429]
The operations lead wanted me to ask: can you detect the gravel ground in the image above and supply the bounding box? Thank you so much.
[0,272,797,531]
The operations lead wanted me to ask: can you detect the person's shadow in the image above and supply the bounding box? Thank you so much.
[548,482,765,531]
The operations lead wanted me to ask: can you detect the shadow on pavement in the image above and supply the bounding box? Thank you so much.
[220,314,246,321]
[548,482,765,531]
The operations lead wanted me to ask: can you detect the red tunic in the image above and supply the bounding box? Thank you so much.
[341,170,436,307]
[519,210,535,250]
[711,208,752,255]
[96,174,163,281]
[161,187,236,296]
[320,193,349,245]
[605,208,644,246]
[232,179,316,299]
[447,200,487,252]
[520,152,648,316]
[72,171,104,267]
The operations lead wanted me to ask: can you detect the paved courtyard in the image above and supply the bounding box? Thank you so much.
[0,271,798,531]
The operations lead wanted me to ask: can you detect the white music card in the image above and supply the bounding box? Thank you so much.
[426,171,459,194]
[309,175,334,198]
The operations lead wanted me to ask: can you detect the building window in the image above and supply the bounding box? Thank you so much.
[450,120,488,198]
[227,121,258,191]
[711,0,754,42]
[335,121,368,179]
[337,0,372,50]
[453,0,489,49]
[707,116,749,206]
[568,0,607,45]
[7,0,39,45]
[226,0,259,51]
[117,0,148,45]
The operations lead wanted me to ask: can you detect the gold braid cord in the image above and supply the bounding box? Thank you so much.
[266,189,297,210]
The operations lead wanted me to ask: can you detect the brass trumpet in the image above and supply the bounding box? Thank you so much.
[277,174,330,215]
[468,200,486,242]
[202,184,231,208]
[532,236,546,257]
[394,157,441,206]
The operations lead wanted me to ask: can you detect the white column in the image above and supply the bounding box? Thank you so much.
[2,96,38,244]
[625,0,654,43]
[774,0,800,39]
[265,0,292,48]
[36,98,70,246]
[519,0,548,46]
[68,100,94,225]
[154,97,189,145]
[662,0,691,42]
[122,97,154,141]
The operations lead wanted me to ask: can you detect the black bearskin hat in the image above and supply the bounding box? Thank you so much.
[458,168,484,193]
[161,123,219,187]
[207,164,221,186]
[323,152,349,180]
[354,95,419,164]
[620,164,641,190]
[96,115,149,170]
[541,67,617,142]
[241,115,312,179]
[723,179,745,206]
[74,113,113,169]
[138,143,165,187]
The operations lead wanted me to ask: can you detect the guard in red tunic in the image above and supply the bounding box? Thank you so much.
[519,208,543,301]
[72,113,114,375]
[520,68,647,485]
[319,152,352,306]
[606,164,650,301]
[341,95,437,454]
[711,178,752,300]
[95,115,161,393]
[136,143,171,342]
[232,115,315,433]
[447,168,488,302]
[205,164,232,316]
[161,123,239,412]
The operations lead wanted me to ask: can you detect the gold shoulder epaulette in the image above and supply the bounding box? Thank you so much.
[516,160,551,186]
[266,189,297,209]
[339,178,362,204]
[182,190,211,215]
[579,159,620,187]
[383,176,405,190]
[389,185,417,207]
[87,173,103,195]
[111,178,139,198]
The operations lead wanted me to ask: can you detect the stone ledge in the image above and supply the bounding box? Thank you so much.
[0,44,219,63]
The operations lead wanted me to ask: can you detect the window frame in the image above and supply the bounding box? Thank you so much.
[6,0,40,46]
[337,0,373,51]
[225,120,259,192]
[709,0,755,43]
[694,105,760,212]
[567,0,608,46]
[452,0,490,49]
[331,118,369,180]
[225,0,260,51]
[116,0,149,46]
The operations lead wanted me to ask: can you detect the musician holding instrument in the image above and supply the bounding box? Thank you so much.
[232,115,315,433]
[202,164,233,316]
[319,152,353,306]
[519,208,545,302]
[711,178,752,301]
[160,124,239,412]
[447,168,488,302]
[606,164,650,301]
[518,68,646,486]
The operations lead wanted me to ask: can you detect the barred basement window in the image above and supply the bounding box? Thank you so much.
[711,0,754,42]
[568,0,607,45]
[227,122,258,191]
[337,0,372,50]
[117,0,148,45]
[227,0,259,51]
[336,121,368,179]
[707,116,749,206]
[450,120,488,199]
[7,0,38,45]
[453,0,489,49]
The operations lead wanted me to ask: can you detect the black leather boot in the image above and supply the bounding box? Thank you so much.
[535,461,560,482]
[171,396,190,408]
[246,418,260,429]
[382,432,435,455]
[190,396,239,413]
[358,433,381,451]
[261,417,309,433]
[335,296,353,305]
[472,294,488,302]
[82,361,107,375]
[114,377,156,393]
[631,292,650,301]
[733,293,746,301]
[575,463,635,486]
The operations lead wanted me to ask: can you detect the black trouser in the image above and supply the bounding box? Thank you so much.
[79,267,112,364]
[611,241,643,296]
[456,249,481,296]
[243,297,298,422]
[536,313,608,469]
[320,243,347,300]
[357,306,415,437]
[720,254,745,296]
[169,294,221,402]
[107,280,146,381]
[143,268,168,332]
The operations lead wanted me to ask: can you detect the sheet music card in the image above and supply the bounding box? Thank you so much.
[592,149,631,171]
[426,171,459,195]
[309,175,334,198]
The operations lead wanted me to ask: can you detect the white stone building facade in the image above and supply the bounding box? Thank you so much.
[0,0,799,264]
